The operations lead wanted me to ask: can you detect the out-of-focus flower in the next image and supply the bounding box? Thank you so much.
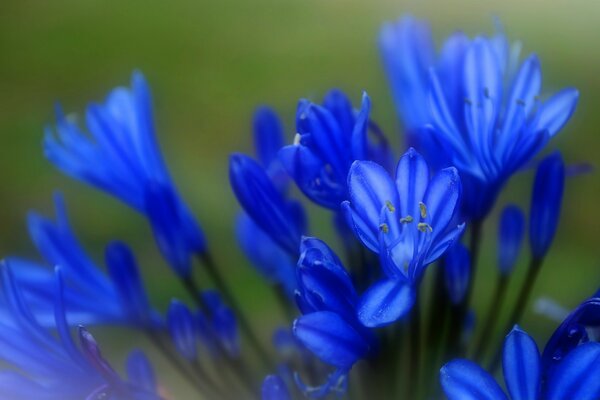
[44,71,205,276]
[498,205,525,275]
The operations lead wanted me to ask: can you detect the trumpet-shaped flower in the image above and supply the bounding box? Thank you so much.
[44,71,205,276]
[279,90,391,209]
[343,148,464,326]
[441,325,600,400]
[0,263,160,400]
[380,16,578,220]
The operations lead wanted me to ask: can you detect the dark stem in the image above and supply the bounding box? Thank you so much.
[488,257,544,372]
[472,274,509,362]
[145,329,216,398]
[407,296,421,400]
[180,274,259,397]
[199,252,273,370]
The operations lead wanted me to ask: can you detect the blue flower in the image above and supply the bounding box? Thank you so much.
[498,205,525,275]
[6,193,157,328]
[293,237,374,398]
[44,71,205,276]
[529,152,565,260]
[342,148,464,326]
[0,262,160,400]
[441,325,600,400]
[381,16,579,220]
[279,90,391,209]
[230,153,306,256]
[196,290,240,358]
[167,300,198,361]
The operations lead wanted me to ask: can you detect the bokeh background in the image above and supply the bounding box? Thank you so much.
[1,0,599,395]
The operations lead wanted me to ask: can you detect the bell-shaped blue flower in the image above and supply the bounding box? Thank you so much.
[342,148,464,326]
[44,71,205,277]
[441,325,600,400]
[498,205,525,275]
[293,237,374,398]
[6,193,158,328]
[444,244,471,305]
[279,90,391,209]
[0,263,160,399]
[230,153,306,256]
[529,152,565,260]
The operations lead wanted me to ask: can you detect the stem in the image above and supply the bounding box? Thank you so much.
[145,329,216,397]
[488,257,544,372]
[472,274,509,362]
[407,296,421,400]
[180,274,259,397]
[199,252,273,370]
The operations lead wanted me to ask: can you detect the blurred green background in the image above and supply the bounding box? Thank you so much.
[0,0,599,395]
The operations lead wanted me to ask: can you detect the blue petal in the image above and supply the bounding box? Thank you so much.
[502,326,541,400]
[293,311,369,368]
[253,107,285,168]
[350,92,371,160]
[341,200,379,252]
[422,167,462,242]
[529,152,565,259]
[262,375,291,400]
[440,359,507,400]
[347,160,398,242]
[357,279,415,327]
[395,147,429,221]
[531,88,579,137]
[443,244,470,305]
[498,205,525,275]
[546,342,600,400]
[126,350,157,395]
[323,89,354,137]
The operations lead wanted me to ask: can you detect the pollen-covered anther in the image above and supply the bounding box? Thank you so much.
[417,222,433,233]
[400,215,413,224]
[379,223,389,234]
[385,200,395,212]
[419,202,427,219]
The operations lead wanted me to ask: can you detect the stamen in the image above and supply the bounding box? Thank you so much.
[417,223,433,233]
[484,87,491,99]
[379,223,389,233]
[464,98,473,106]
[419,202,427,219]
[516,99,526,106]
[293,133,302,145]
[400,215,413,224]
[385,201,395,212]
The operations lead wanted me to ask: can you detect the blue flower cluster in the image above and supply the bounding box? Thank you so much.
[0,12,596,400]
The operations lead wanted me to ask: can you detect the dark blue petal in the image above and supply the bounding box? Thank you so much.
[230,153,304,255]
[347,160,398,244]
[341,201,379,252]
[78,326,120,381]
[323,89,354,137]
[262,374,291,400]
[253,107,285,168]
[440,359,507,400]
[167,300,197,361]
[498,205,525,275]
[531,88,579,137]
[395,147,429,221]
[546,342,600,400]
[105,241,151,325]
[126,350,157,395]
[357,279,415,327]
[444,244,470,305]
[293,311,369,368]
[350,92,371,160]
[502,326,541,400]
[529,152,565,259]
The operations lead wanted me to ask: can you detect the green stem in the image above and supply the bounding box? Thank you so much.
[472,273,509,362]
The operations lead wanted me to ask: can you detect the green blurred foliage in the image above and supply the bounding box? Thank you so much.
[0,0,599,393]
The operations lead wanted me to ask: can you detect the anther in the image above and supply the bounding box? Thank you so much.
[293,133,302,145]
[417,223,433,233]
[464,98,473,106]
[484,87,491,99]
[379,223,389,233]
[419,202,427,219]
[400,215,413,224]
[385,201,395,212]
[516,99,526,106]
